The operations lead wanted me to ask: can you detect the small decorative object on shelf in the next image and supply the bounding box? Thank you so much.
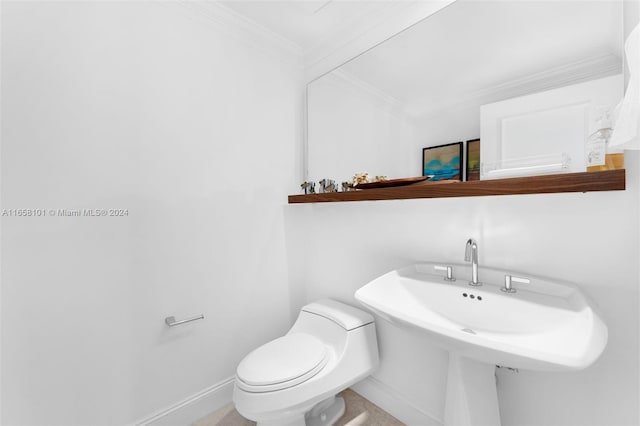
[374,175,388,182]
[352,172,370,185]
[341,182,355,191]
[465,139,481,181]
[423,142,463,181]
[586,106,624,172]
[300,181,316,194]
[319,179,338,193]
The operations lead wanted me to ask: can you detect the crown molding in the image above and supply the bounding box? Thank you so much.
[304,0,455,83]
[166,1,454,82]
[470,54,622,104]
[164,0,304,68]
[408,53,623,121]
[303,0,409,70]
[317,53,622,126]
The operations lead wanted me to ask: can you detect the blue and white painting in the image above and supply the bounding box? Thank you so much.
[423,142,462,181]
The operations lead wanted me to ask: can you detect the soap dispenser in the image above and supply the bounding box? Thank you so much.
[586,107,624,172]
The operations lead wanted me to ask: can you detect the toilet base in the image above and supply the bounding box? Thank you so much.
[254,395,346,426]
[306,395,345,426]
[257,415,305,426]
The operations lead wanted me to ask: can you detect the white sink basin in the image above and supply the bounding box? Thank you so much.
[355,263,607,372]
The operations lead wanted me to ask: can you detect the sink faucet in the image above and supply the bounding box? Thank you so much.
[464,238,481,286]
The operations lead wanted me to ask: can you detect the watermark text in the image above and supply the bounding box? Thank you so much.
[2,208,129,217]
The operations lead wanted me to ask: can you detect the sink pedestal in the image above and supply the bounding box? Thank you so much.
[444,353,501,426]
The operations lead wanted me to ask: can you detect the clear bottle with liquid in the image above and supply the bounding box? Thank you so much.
[586,108,624,172]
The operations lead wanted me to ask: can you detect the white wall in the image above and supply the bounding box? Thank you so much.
[1,1,302,424]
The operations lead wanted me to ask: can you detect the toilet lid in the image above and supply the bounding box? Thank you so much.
[236,333,328,392]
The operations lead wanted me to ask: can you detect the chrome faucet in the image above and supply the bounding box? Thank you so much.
[464,238,481,286]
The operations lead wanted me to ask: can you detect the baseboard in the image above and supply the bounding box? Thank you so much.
[350,376,443,426]
[135,376,235,426]
[133,374,441,426]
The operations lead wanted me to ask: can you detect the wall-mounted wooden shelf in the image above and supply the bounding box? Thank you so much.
[288,169,626,204]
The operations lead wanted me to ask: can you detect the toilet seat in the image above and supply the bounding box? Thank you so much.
[236,333,329,393]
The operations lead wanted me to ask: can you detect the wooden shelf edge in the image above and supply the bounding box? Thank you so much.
[288,170,626,204]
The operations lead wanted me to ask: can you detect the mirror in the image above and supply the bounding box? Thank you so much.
[307,0,624,184]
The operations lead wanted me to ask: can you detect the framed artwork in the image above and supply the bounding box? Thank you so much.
[422,142,463,181]
[466,139,481,181]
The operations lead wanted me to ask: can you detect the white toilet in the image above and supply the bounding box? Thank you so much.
[233,299,379,426]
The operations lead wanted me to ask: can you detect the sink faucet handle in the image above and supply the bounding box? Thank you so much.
[434,265,456,282]
[502,275,530,293]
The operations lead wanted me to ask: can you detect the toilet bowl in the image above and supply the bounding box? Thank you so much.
[233,299,379,426]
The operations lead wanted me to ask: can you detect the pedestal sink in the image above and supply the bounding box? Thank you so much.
[354,263,607,425]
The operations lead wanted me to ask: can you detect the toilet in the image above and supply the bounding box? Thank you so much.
[233,299,379,426]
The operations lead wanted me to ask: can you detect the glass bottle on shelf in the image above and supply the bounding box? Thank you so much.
[586,107,624,172]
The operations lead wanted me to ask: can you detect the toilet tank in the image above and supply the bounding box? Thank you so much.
[300,299,374,330]
[288,299,376,355]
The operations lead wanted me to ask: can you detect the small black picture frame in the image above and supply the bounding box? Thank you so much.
[466,139,480,181]
[422,142,463,181]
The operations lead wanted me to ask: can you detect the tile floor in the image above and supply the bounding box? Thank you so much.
[193,388,404,426]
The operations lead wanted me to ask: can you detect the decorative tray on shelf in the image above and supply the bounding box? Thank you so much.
[354,176,433,189]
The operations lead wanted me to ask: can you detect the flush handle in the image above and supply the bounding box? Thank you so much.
[501,275,530,293]
[434,265,456,282]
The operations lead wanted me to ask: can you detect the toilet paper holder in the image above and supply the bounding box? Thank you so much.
[165,314,204,327]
